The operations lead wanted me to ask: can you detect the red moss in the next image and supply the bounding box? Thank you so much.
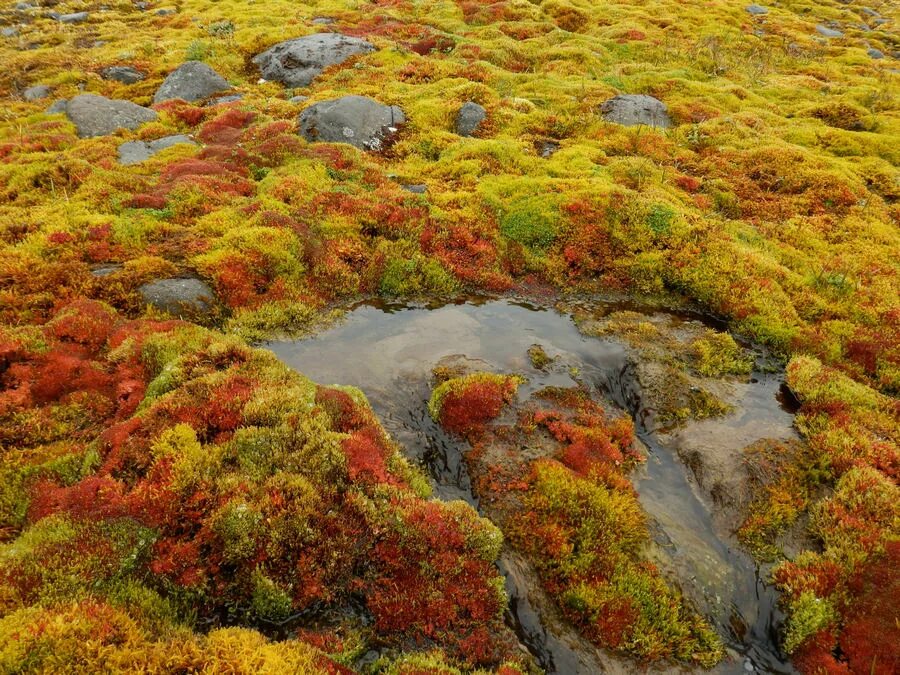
[438,379,516,436]
[28,476,127,523]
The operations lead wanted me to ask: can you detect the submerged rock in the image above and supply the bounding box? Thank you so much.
[253,33,375,88]
[101,65,146,84]
[298,95,405,151]
[455,101,486,136]
[600,94,672,128]
[138,277,217,317]
[65,94,158,137]
[153,61,231,104]
[118,134,196,165]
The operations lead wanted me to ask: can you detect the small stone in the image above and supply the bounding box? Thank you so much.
[252,33,375,88]
[138,277,217,317]
[46,98,68,114]
[101,65,146,84]
[23,84,50,101]
[118,134,196,165]
[867,47,884,58]
[153,61,231,104]
[872,18,888,26]
[1,27,19,38]
[816,24,844,38]
[538,140,560,158]
[15,2,35,9]
[288,95,309,104]
[90,264,123,277]
[745,4,768,15]
[155,7,175,15]
[134,1,150,9]
[455,101,486,136]
[298,95,405,151]
[65,93,158,137]
[56,11,88,22]
[743,659,755,672]
[860,7,879,17]
[600,94,672,128]
[204,93,243,106]
[401,184,427,193]
[311,16,334,24]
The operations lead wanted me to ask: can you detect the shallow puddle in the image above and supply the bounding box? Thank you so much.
[268,297,799,674]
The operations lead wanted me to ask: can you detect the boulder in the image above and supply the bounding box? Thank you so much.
[455,101,486,136]
[23,84,50,101]
[253,33,375,88]
[65,94,158,137]
[138,278,216,317]
[600,94,672,128]
[101,65,146,84]
[153,61,231,104]
[298,95,405,151]
[118,134,196,165]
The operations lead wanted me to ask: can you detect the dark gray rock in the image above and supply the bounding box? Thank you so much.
[101,65,146,84]
[138,278,216,317]
[538,140,559,158]
[155,7,175,15]
[46,98,68,114]
[56,11,88,22]
[745,4,768,15]
[298,95,405,151]
[153,61,231,103]
[252,33,375,88]
[816,24,844,38]
[118,134,195,165]
[867,47,884,58]
[455,101,486,136]
[600,94,672,128]
[401,184,427,193]
[65,94,158,137]
[204,93,243,106]
[23,84,50,101]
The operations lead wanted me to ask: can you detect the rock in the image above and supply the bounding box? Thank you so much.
[298,95,405,151]
[537,140,559,158]
[138,278,216,317]
[401,184,427,193]
[288,94,309,104]
[65,94,158,137]
[117,134,195,165]
[2,27,19,38]
[816,24,844,38]
[860,7,879,17]
[204,93,243,106]
[90,264,123,277]
[153,61,231,103]
[311,17,334,24]
[600,94,672,128]
[101,65,146,84]
[155,7,175,15]
[455,101,486,136]
[745,4,768,15]
[23,84,50,101]
[46,98,68,114]
[55,11,88,22]
[15,2,34,9]
[252,33,375,88]
[872,18,887,26]
[868,47,884,59]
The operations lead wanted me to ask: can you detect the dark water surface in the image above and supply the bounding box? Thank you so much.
[268,297,799,674]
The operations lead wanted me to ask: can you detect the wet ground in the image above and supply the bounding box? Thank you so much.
[268,297,800,674]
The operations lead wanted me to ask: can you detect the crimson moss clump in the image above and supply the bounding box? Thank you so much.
[428,372,523,437]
